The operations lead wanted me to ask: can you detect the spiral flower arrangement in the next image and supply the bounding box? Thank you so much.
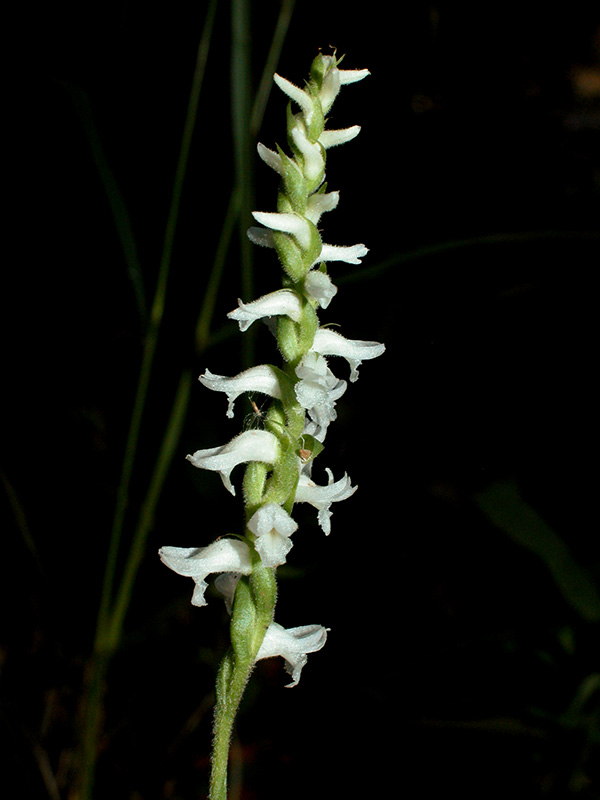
[159,50,384,800]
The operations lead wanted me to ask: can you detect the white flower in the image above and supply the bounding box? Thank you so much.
[303,269,338,309]
[295,352,346,442]
[199,365,283,419]
[319,126,362,149]
[305,191,339,224]
[256,621,328,687]
[290,118,325,183]
[313,242,369,266]
[251,211,313,251]
[247,233,368,268]
[294,468,357,534]
[159,538,252,607]
[247,503,298,568]
[257,142,285,175]
[273,73,315,124]
[227,289,303,332]
[312,327,385,381]
[186,430,279,495]
[319,56,370,114]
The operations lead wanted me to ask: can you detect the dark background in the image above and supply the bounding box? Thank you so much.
[3,1,600,797]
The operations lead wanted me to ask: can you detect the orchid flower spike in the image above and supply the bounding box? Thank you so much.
[159,51,383,799]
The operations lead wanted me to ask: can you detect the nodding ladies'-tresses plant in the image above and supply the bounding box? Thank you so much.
[159,50,384,800]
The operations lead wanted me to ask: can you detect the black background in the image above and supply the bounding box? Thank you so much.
[3,1,600,797]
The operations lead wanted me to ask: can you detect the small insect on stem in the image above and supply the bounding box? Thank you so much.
[299,448,312,463]
[244,397,266,430]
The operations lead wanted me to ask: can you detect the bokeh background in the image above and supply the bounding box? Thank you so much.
[3,1,600,797]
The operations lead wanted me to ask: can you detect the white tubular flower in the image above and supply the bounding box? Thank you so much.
[256,622,328,687]
[305,191,339,224]
[294,468,357,535]
[186,430,279,495]
[159,539,252,607]
[247,503,298,568]
[228,289,303,331]
[199,365,283,419]
[319,126,361,149]
[295,351,346,442]
[313,243,369,266]
[252,211,313,251]
[312,327,385,381]
[290,119,325,183]
[257,142,284,174]
[273,73,315,123]
[303,269,338,309]
[319,56,370,114]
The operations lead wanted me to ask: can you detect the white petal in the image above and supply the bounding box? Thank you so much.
[303,269,338,309]
[199,365,282,418]
[186,430,279,495]
[290,124,324,183]
[256,621,328,687]
[227,289,303,332]
[294,469,357,534]
[257,142,283,174]
[159,539,252,607]
[339,68,370,85]
[273,73,314,121]
[319,126,361,149]
[252,211,312,250]
[305,191,339,224]
[247,503,298,568]
[314,243,369,266]
[319,66,341,115]
[312,328,385,381]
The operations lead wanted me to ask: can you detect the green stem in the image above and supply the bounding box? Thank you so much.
[210,565,277,800]
[210,651,247,800]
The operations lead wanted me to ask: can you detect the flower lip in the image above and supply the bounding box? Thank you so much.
[303,270,338,309]
[247,503,298,568]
